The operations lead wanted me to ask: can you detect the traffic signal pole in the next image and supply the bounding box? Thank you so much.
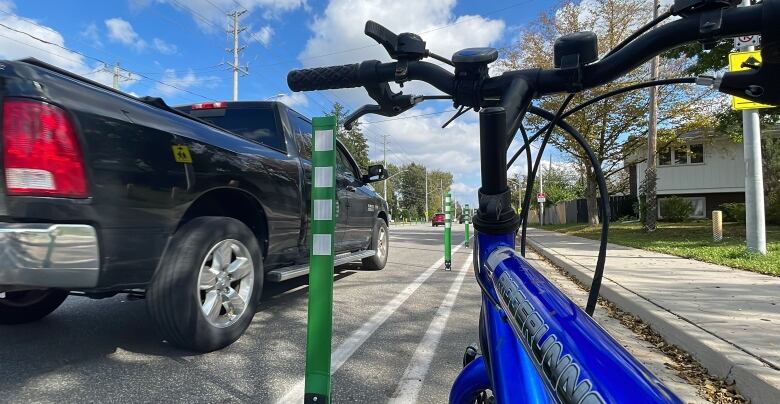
[738,0,767,255]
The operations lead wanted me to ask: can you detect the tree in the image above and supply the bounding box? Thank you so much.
[498,0,712,225]
[395,163,454,217]
[398,163,426,217]
[329,103,370,171]
[427,169,454,214]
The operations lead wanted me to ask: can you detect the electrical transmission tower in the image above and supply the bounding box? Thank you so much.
[226,9,249,101]
[104,62,134,91]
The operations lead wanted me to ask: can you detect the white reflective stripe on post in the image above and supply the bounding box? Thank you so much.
[312,234,332,255]
[314,199,333,221]
[445,222,451,228]
[314,166,333,188]
[314,129,334,151]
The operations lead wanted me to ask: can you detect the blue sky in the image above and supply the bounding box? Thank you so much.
[0,0,560,206]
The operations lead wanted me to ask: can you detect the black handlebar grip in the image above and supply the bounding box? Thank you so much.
[287,63,362,91]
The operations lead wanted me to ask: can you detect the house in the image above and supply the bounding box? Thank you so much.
[627,133,745,218]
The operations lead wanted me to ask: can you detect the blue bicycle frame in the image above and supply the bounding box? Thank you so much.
[449,230,682,403]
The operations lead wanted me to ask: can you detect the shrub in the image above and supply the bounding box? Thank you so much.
[659,196,693,222]
[719,202,746,223]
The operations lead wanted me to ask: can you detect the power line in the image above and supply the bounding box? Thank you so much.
[0,25,215,101]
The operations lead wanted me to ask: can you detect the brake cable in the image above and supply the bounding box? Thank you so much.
[518,94,576,257]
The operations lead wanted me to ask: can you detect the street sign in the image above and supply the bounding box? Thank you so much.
[734,35,760,48]
[537,192,546,203]
[728,50,774,110]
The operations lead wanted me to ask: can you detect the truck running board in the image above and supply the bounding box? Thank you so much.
[266,250,376,282]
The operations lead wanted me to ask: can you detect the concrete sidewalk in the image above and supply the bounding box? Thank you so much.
[526,228,780,404]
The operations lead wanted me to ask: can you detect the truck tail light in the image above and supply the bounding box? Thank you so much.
[191,102,226,110]
[2,99,88,198]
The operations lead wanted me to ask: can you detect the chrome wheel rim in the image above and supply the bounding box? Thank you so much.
[197,239,254,328]
[376,227,387,260]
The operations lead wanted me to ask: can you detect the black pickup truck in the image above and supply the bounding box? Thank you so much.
[0,59,390,352]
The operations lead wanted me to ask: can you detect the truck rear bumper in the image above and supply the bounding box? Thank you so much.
[0,223,99,289]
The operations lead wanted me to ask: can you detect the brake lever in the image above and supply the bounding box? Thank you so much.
[344,82,422,129]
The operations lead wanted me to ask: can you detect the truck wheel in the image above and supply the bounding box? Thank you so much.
[147,216,262,352]
[362,219,389,270]
[0,289,68,324]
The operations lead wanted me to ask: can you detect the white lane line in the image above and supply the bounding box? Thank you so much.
[388,253,473,404]
[275,241,466,404]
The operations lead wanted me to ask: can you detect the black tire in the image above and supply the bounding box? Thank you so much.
[146,216,263,352]
[0,289,68,324]
[362,218,389,270]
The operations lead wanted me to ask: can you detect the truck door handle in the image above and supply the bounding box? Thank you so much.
[346,185,356,192]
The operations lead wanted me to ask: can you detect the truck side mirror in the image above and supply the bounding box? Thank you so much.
[362,164,388,183]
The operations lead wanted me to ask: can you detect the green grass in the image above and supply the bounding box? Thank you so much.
[541,221,780,276]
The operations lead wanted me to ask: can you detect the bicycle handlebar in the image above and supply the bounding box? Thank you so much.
[288,60,455,94]
[288,2,773,106]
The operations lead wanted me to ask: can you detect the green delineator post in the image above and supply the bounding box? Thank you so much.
[304,116,337,404]
[464,204,470,248]
[444,192,452,270]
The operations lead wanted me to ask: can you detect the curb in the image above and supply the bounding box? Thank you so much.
[527,237,780,404]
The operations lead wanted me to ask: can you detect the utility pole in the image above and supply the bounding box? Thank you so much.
[424,167,429,219]
[383,134,388,202]
[226,10,248,101]
[113,63,120,90]
[739,0,767,254]
[440,179,444,213]
[107,62,133,91]
[644,0,660,232]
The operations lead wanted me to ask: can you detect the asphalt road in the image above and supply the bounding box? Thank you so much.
[0,224,705,403]
[0,224,481,403]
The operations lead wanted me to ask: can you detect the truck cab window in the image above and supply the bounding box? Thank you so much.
[190,107,287,152]
[336,147,358,181]
[286,110,312,160]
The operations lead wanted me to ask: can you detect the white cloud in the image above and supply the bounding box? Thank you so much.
[153,37,177,54]
[105,18,146,51]
[276,92,308,107]
[152,69,220,97]
[80,22,102,47]
[0,0,13,13]
[0,3,120,88]
[128,0,152,12]
[247,25,273,46]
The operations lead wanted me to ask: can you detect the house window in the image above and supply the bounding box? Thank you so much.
[690,144,704,164]
[659,147,672,166]
[657,196,706,219]
[658,143,704,166]
[675,145,689,165]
